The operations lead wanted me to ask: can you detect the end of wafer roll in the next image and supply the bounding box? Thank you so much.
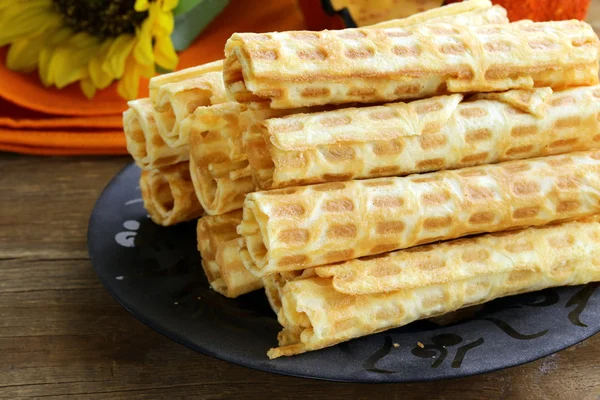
[153,72,228,148]
[212,238,263,298]
[149,59,223,104]
[196,210,243,262]
[185,102,248,168]
[124,99,189,170]
[189,158,255,216]
[140,162,203,226]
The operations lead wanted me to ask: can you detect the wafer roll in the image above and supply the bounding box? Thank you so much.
[263,270,317,314]
[185,103,293,168]
[197,210,243,261]
[196,211,263,297]
[214,239,264,298]
[246,85,600,190]
[189,158,255,215]
[370,2,506,29]
[140,162,203,226]
[123,99,189,170]
[239,150,600,275]
[224,20,599,109]
[153,71,228,148]
[148,60,223,103]
[268,217,600,358]
[185,102,248,167]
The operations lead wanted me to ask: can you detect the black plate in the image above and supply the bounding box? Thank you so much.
[88,163,600,382]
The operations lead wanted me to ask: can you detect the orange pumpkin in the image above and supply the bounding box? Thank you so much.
[443,0,591,22]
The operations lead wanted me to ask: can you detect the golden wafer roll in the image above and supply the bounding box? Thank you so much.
[148,60,223,104]
[189,158,255,215]
[224,20,599,109]
[268,217,600,358]
[197,210,243,262]
[213,239,264,298]
[185,102,248,167]
[140,162,203,226]
[184,103,292,168]
[263,270,318,314]
[153,71,228,148]
[239,150,600,276]
[246,85,600,190]
[123,99,189,170]
[196,212,263,297]
[370,2,505,29]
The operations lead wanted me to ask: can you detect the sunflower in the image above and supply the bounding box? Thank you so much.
[0,0,179,100]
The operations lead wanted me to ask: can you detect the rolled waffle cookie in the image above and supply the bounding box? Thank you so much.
[152,71,228,148]
[185,102,248,167]
[246,85,600,190]
[224,20,599,109]
[239,150,600,275]
[197,211,262,297]
[197,210,243,262]
[148,59,223,104]
[123,99,189,170]
[215,239,264,298]
[185,103,292,168]
[140,162,203,226]
[267,217,600,358]
[189,158,255,216]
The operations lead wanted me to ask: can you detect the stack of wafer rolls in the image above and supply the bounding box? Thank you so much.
[179,0,513,295]
[184,0,510,217]
[123,61,228,225]
[123,0,600,359]
[231,14,600,357]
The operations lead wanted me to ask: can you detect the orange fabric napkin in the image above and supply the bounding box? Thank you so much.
[0,0,306,155]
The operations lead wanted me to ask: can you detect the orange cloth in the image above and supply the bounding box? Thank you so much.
[0,0,306,155]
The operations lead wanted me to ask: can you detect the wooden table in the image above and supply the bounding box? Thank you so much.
[1,157,600,400]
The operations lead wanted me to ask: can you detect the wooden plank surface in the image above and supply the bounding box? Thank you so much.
[1,154,600,399]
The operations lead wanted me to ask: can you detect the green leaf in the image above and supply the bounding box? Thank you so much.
[172,0,204,17]
[171,0,230,51]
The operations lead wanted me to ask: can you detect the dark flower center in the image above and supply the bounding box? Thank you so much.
[53,0,148,39]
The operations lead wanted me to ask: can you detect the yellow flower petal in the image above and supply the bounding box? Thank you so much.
[162,0,179,12]
[154,35,178,70]
[133,18,155,66]
[48,33,99,88]
[153,10,174,36]
[117,53,154,100]
[101,34,136,78]
[0,0,55,46]
[80,78,96,99]
[89,39,115,89]
[38,27,73,86]
[5,17,61,72]
[134,0,149,12]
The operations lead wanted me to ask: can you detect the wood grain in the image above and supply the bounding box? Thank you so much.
[1,153,599,400]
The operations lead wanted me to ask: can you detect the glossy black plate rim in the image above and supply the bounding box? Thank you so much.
[88,163,600,383]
